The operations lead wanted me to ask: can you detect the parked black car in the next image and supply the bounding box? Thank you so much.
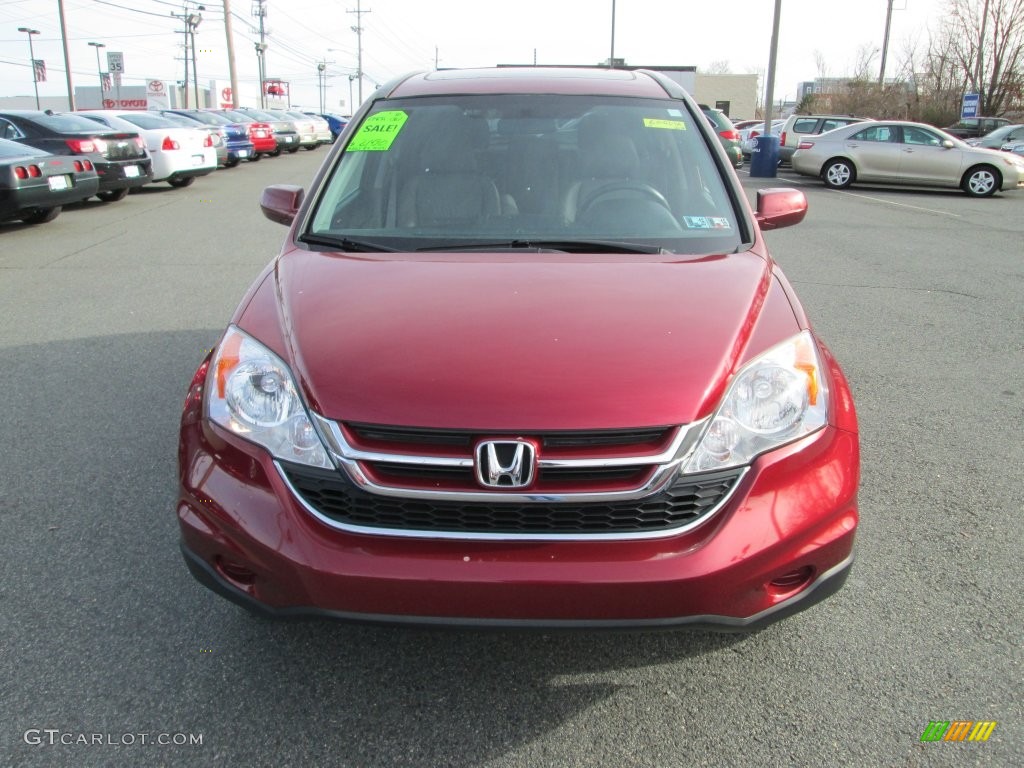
[0,137,99,224]
[0,110,152,201]
[943,116,1011,140]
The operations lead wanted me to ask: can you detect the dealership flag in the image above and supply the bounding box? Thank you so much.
[33,59,46,83]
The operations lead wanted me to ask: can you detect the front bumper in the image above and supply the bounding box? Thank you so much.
[178,414,859,629]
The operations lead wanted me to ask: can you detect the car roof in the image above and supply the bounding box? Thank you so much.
[387,67,674,99]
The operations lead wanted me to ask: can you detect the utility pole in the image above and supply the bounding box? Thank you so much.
[975,0,992,113]
[223,0,239,107]
[347,1,370,106]
[878,0,894,86]
[253,0,268,108]
[190,13,202,107]
[609,0,616,67]
[172,5,204,108]
[182,17,190,107]
[57,0,76,110]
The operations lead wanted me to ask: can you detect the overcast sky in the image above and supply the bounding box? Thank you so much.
[1,0,945,111]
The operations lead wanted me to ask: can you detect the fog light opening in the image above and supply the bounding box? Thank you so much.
[215,556,257,587]
[767,565,815,595]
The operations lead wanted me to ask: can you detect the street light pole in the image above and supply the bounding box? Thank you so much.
[17,27,41,109]
[878,0,894,87]
[88,41,106,107]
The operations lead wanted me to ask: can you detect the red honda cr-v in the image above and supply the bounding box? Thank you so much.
[177,67,859,630]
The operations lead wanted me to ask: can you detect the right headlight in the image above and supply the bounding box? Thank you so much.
[206,326,333,469]
[682,331,829,473]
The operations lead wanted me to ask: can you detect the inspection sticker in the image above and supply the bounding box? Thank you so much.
[643,118,686,130]
[347,110,408,151]
[683,216,732,230]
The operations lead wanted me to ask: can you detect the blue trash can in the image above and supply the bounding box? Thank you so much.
[749,134,780,178]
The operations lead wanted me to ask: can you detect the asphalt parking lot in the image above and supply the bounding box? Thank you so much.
[1,150,1021,767]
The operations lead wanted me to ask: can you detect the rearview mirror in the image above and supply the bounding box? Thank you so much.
[755,188,807,231]
[260,184,304,225]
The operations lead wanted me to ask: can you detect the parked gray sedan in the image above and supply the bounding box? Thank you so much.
[965,123,1024,149]
[791,121,1024,197]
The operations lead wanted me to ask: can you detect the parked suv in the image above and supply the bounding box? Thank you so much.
[943,116,1011,140]
[778,114,869,164]
[178,67,860,630]
[700,105,743,168]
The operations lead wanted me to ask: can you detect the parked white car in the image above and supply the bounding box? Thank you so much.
[76,110,217,187]
[739,119,784,157]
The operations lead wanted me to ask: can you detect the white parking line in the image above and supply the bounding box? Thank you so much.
[834,190,963,218]
[740,171,965,218]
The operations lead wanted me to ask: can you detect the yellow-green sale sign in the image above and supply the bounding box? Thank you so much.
[347,110,408,151]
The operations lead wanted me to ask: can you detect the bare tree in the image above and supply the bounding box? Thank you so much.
[702,60,733,75]
[944,0,1024,114]
[813,50,829,81]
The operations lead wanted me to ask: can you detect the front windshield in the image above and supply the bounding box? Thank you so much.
[306,94,744,254]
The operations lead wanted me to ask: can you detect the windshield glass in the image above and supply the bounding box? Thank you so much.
[35,113,125,134]
[117,112,180,130]
[306,94,743,254]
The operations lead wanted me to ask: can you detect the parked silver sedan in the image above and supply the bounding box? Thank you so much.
[791,121,1024,197]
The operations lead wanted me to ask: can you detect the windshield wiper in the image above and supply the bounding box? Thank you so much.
[414,239,670,254]
[297,233,398,252]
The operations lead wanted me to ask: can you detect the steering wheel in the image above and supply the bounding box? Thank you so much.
[577,182,673,219]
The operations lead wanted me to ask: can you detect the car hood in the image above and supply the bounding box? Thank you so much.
[261,249,783,430]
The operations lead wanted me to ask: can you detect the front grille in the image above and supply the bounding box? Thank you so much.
[346,423,673,452]
[280,461,742,536]
[341,422,675,493]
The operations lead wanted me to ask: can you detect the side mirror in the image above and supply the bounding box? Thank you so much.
[755,188,807,231]
[942,139,955,149]
[260,184,303,225]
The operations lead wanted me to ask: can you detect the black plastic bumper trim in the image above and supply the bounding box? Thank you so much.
[180,541,853,633]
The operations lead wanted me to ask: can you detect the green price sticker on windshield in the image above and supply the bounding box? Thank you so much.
[643,118,686,130]
[347,110,409,151]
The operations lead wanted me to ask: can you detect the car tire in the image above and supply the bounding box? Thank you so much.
[96,188,129,202]
[303,144,318,151]
[287,147,299,154]
[248,153,262,162]
[822,158,855,189]
[269,148,282,157]
[225,157,240,168]
[961,165,1000,197]
[20,206,61,225]
[168,176,195,188]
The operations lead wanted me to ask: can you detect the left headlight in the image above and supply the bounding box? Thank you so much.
[682,331,829,473]
[206,326,333,469]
